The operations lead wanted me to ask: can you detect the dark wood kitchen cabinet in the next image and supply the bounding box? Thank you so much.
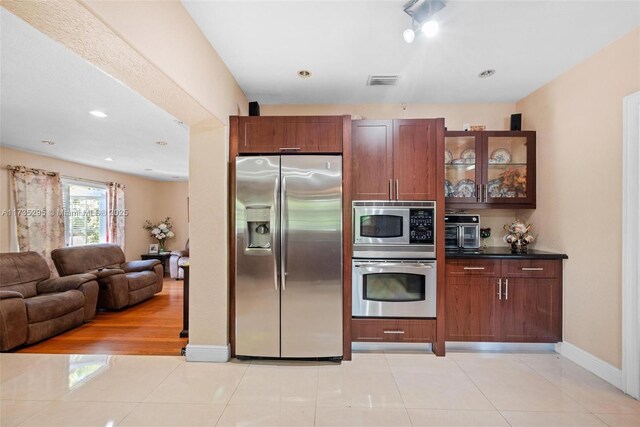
[445,130,536,209]
[236,116,345,153]
[351,119,442,201]
[351,318,436,343]
[445,258,562,343]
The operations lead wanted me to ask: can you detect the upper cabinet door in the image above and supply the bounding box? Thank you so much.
[393,119,437,201]
[237,116,343,154]
[351,120,394,200]
[445,131,483,203]
[482,131,536,207]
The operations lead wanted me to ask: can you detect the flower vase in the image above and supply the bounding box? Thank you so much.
[158,240,165,253]
[511,240,528,254]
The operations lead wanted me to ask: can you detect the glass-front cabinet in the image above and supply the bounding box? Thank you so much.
[445,131,536,209]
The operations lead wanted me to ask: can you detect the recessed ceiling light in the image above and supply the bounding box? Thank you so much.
[172,176,180,179]
[89,110,108,118]
[297,70,312,78]
[144,168,153,171]
[478,69,496,78]
[105,157,113,162]
[41,140,55,145]
[155,141,168,146]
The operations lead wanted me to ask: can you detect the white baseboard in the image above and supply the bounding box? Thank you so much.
[185,344,230,362]
[556,342,623,390]
[446,342,556,352]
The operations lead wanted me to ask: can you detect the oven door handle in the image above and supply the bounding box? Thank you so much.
[354,263,433,269]
[457,226,463,248]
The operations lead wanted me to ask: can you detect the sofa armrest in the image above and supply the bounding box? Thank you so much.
[0,290,24,299]
[121,259,160,273]
[170,249,189,257]
[89,268,125,279]
[37,273,98,294]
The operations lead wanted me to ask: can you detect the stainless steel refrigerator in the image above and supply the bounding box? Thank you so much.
[235,155,343,358]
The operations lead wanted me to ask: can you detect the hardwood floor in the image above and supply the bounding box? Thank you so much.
[17,279,188,356]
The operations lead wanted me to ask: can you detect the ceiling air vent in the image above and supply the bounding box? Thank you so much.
[367,75,400,86]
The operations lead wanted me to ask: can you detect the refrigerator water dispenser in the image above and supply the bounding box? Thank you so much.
[245,206,271,249]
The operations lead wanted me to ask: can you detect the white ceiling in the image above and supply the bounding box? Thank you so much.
[0,9,189,182]
[184,0,640,105]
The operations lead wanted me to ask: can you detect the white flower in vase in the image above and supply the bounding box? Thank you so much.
[167,231,175,238]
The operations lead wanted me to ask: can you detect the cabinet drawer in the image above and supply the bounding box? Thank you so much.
[446,259,501,277]
[502,260,560,278]
[351,318,436,343]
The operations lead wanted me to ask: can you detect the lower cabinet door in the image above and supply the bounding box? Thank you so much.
[500,278,561,342]
[445,277,501,341]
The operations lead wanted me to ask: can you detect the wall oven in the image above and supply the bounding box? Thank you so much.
[444,214,480,250]
[352,259,436,318]
[353,201,435,259]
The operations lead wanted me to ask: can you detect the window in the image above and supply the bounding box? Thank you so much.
[62,178,107,246]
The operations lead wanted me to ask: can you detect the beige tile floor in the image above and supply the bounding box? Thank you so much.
[1,351,639,426]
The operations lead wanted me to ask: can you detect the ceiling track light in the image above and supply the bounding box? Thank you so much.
[402,0,445,43]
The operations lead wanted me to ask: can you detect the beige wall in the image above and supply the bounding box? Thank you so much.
[517,28,640,368]
[0,146,189,262]
[262,103,515,131]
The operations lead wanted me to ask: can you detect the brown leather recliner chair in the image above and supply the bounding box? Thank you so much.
[51,244,163,310]
[169,239,189,279]
[0,251,99,352]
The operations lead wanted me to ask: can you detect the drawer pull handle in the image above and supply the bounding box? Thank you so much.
[463,267,485,270]
[358,337,383,340]
[279,147,301,151]
[521,267,544,271]
[383,330,405,334]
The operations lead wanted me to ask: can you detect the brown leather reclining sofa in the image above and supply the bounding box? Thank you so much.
[0,251,99,351]
[51,244,163,310]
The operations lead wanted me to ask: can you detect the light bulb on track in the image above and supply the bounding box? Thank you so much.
[421,20,439,37]
[403,28,416,43]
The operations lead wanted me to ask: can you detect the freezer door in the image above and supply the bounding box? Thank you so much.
[280,155,343,358]
[235,156,280,357]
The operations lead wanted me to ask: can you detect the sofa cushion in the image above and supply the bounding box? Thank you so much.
[177,257,190,267]
[0,252,50,298]
[26,308,84,345]
[24,290,84,324]
[125,271,157,292]
[51,244,126,276]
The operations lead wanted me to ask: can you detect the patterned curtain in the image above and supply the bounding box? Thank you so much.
[9,165,65,274]
[106,182,126,250]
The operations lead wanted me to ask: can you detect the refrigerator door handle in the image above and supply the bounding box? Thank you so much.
[280,175,287,291]
[273,176,279,291]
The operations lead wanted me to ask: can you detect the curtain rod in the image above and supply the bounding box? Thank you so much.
[62,176,125,189]
[6,165,58,177]
[61,175,108,186]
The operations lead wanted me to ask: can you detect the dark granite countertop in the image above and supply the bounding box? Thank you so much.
[445,247,568,260]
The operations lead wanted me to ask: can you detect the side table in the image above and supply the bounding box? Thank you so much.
[141,252,172,277]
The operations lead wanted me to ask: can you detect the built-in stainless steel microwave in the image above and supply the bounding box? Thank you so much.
[353,201,435,259]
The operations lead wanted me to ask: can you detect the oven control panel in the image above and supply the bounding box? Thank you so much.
[409,208,434,244]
